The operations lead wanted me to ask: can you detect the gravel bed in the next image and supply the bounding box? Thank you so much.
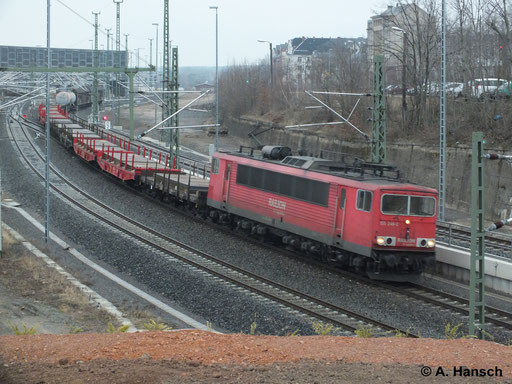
[8,109,512,341]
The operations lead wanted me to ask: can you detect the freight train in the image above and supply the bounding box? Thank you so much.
[39,105,437,281]
[56,89,103,110]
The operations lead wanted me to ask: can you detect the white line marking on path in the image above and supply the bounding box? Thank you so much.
[3,203,211,331]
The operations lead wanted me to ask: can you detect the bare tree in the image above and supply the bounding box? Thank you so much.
[379,0,441,129]
[486,0,512,79]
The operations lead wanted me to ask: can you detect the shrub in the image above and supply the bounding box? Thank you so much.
[387,327,413,338]
[107,322,130,334]
[444,323,463,339]
[143,319,171,331]
[312,321,334,336]
[9,322,37,335]
[354,325,374,338]
[69,326,84,334]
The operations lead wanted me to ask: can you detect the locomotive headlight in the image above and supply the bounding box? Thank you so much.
[376,236,386,246]
[427,239,435,248]
[405,219,411,225]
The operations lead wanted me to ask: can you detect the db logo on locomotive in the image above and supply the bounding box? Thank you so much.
[268,198,286,211]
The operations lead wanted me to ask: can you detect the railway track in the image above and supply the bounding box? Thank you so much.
[7,112,416,337]
[15,108,512,340]
[398,284,512,332]
[305,257,512,338]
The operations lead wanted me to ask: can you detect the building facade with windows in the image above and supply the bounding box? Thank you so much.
[274,37,366,89]
[367,4,428,84]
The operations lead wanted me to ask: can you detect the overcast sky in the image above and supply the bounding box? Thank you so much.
[0,0,387,67]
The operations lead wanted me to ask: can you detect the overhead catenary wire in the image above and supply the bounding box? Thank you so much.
[137,90,211,139]
[55,0,153,68]
[308,91,373,97]
[0,93,45,110]
[0,86,46,109]
[304,90,370,141]
[285,121,345,129]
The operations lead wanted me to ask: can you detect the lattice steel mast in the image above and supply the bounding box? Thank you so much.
[170,46,179,163]
[113,0,122,127]
[105,28,111,101]
[162,0,179,164]
[439,0,447,220]
[371,55,386,163]
[469,132,485,339]
[162,0,171,144]
[92,11,100,124]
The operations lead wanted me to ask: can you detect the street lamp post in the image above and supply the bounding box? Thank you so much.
[148,38,153,66]
[257,40,273,85]
[106,28,111,51]
[328,48,333,76]
[152,23,159,73]
[45,0,51,243]
[392,26,407,129]
[124,33,129,64]
[209,6,219,150]
[137,48,144,67]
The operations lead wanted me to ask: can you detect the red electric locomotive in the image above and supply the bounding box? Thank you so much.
[207,146,437,281]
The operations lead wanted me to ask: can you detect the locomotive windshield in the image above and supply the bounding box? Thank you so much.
[381,194,436,217]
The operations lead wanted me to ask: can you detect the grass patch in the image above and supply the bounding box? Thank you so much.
[69,325,84,334]
[354,325,374,338]
[311,321,335,336]
[2,230,18,249]
[107,322,130,334]
[387,328,414,338]
[444,323,463,339]
[249,321,258,335]
[0,239,120,333]
[9,321,37,335]
[143,319,172,331]
[125,309,173,330]
[443,323,492,340]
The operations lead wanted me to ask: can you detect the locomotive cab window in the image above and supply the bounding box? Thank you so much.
[211,158,219,174]
[410,196,436,216]
[381,194,408,214]
[356,190,372,212]
[381,194,436,217]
